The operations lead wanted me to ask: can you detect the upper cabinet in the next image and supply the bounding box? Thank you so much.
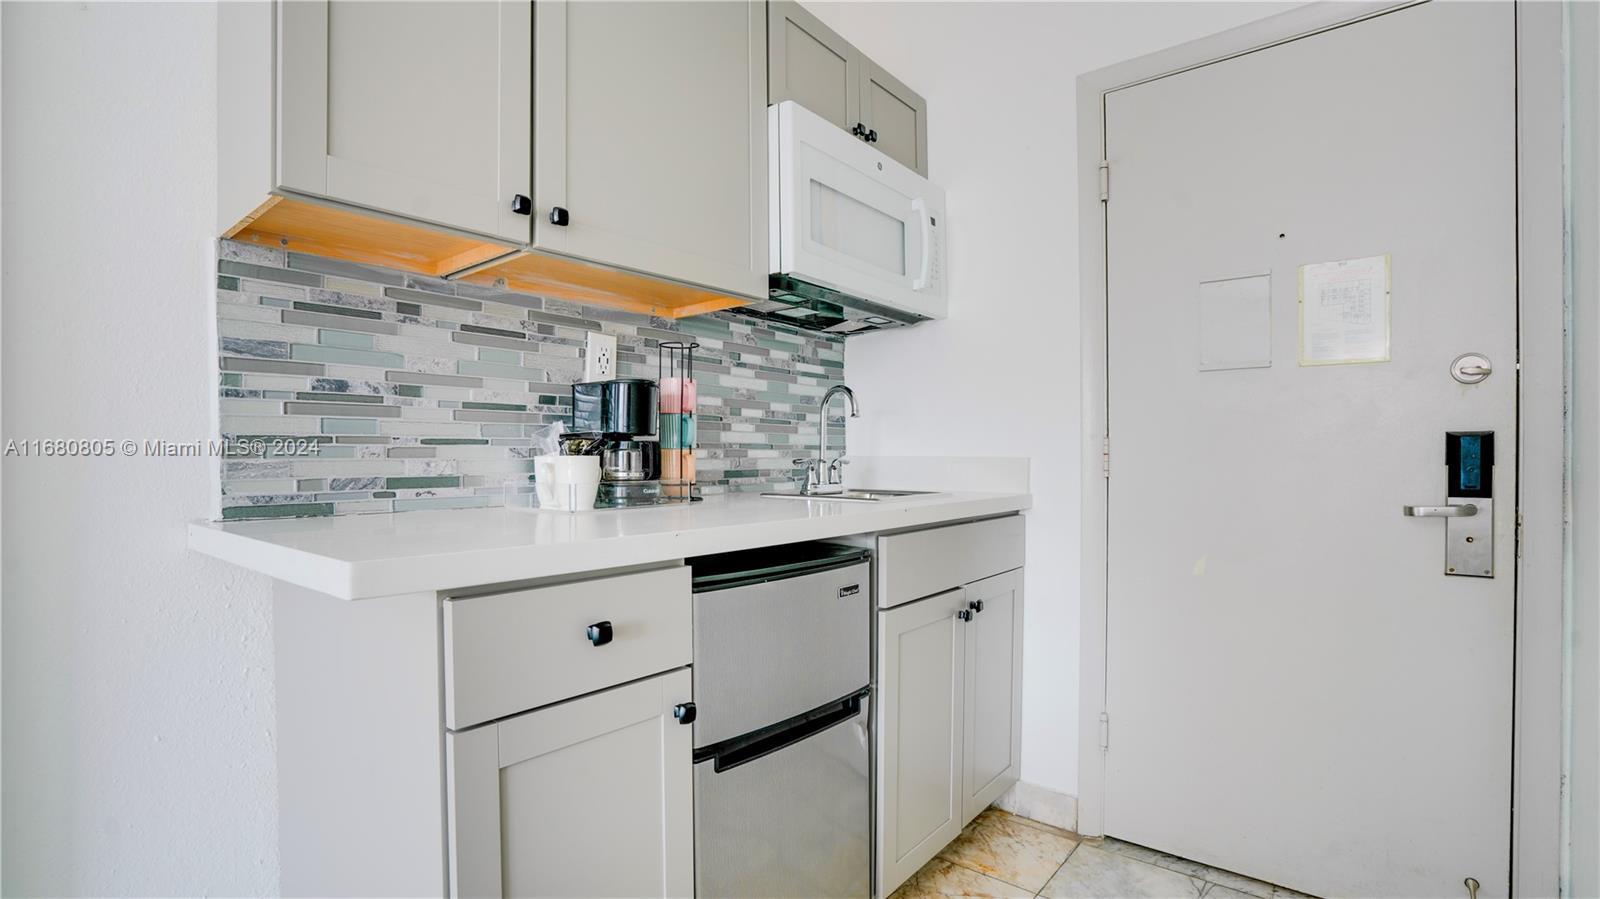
[767,1,929,177]
[218,0,765,316]
[504,0,767,301]
[860,61,929,178]
[768,0,858,132]
[277,0,532,245]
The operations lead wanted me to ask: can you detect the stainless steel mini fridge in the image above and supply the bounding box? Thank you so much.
[690,543,873,898]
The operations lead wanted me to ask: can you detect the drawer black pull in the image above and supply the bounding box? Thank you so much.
[673,702,696,725]
[969,600,984,614]
[510,194,533,215]
[549,206,570,226]
[585,620,613,646]
[957,609,973,622]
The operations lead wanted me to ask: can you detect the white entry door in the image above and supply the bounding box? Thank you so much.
[1103,4,1516,897]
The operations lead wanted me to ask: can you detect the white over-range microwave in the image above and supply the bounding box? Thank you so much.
[752,100,947,334]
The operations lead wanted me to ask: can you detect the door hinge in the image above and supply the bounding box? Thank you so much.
[1101,435,1110,478]
[1099,161,1110,202]
[1099,712,1110,751]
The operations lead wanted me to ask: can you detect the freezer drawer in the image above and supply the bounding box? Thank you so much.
[694,691,871,899]
[692,557,870,747]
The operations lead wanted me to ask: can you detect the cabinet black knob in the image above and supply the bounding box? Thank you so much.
[585,620,613,646]
[957,609,973,622]
[969,600,984,614]
[866,129,878,143]
[510,194,532,215]
[673,702,696,725]
[851,122,867,138]
[549,206,570,226]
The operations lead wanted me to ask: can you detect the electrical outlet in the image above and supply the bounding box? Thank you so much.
[584,332,617,381]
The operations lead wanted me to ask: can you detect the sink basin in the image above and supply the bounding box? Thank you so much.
[761,488,942,502]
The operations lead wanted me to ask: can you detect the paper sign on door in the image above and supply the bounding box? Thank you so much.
[1298,254,1391,365]
[1198,273,1272,372]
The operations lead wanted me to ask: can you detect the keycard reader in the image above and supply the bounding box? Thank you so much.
[1403,431,1494,577]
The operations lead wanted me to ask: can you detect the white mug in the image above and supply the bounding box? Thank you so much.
[533,455,601,511]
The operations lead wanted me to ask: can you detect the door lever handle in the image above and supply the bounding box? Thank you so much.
[1403,504,1479,518]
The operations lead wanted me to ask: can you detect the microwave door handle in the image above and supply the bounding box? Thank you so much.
[911,198,933,291]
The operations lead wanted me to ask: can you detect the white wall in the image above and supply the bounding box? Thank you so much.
[1,3,278,894]
[812,1,1296,800]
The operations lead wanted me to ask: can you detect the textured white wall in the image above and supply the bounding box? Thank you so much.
[1,3,278,894]
[812,1,1297,799]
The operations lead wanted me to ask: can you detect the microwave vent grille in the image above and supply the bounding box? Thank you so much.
[731,274,928,335]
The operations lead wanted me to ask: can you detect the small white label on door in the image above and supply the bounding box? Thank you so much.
[1198,273,1273,371]
[1298,254,1391,365]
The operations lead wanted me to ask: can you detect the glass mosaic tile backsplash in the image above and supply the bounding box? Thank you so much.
[214,240,847,520]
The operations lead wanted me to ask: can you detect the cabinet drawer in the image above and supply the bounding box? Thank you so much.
[444,567,692,730]
[877,515,1024,609]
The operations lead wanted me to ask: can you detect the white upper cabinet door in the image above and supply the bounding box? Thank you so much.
[277,0,532,243]
[860,60,929,177]
[961,568,1024,823]
[876,588,967,898]
[447,669,694,899]
[533,0,767,299]
[767,0,860,133]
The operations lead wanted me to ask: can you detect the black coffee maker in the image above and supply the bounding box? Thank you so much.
[562,378,661,484]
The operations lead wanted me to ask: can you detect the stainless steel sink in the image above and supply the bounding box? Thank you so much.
[760,488,942,502]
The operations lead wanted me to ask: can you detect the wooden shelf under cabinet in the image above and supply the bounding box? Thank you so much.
[222,195,754,319]
[223,195,513,278]
[455,251,751,320]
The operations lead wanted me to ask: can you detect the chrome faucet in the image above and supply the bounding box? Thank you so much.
[795,384,859,495]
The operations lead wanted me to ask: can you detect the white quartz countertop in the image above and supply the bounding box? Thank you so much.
[188,491,1031,600]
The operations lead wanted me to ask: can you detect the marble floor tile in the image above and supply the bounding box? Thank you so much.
[1040,842,1207,899]
[1100,838,1279,899]
[1006,813,1080,842]
[889,857,1033,899]
[937,809,1080,892]
[1200,868,1283,898]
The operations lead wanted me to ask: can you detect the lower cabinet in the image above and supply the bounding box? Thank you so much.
[877,588,969,894]
[961,569,1025,822]
[446,668,694,898]
[877,567,1024,897]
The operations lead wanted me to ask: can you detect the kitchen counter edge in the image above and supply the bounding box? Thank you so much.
[187,491,1031,601]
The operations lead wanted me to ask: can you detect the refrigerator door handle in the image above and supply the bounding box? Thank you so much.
[699,691,865,774]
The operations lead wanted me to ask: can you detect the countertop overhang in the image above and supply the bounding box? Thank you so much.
[188,491,1031,600]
